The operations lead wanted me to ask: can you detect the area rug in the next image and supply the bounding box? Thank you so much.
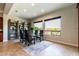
[23,41,52,55]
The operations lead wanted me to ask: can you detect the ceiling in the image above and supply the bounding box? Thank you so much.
[0,3,5,13]
[8,3,74,19]
[4,3,13,14]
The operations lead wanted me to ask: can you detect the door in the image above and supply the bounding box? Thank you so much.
[0,17,3,42]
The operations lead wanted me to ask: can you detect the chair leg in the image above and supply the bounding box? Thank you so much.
[34,39,35,44]
[32,38,35,44]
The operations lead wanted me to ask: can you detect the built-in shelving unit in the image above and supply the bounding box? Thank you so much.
[8,19,19,40]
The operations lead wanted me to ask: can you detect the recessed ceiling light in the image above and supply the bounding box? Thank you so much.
[33,13,36,16]
[23,9,27,12]
[41,9,45,13]
[32,3,35,6]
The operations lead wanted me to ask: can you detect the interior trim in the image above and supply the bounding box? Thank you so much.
[33,20,42,23]
[44,16,61,21]
[46,40,78,48]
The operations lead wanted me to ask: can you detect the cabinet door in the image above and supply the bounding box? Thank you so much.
[0,32,3,42]
[0,17,3,42]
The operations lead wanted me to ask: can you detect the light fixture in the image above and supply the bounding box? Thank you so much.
[33,13,36,16]
[41,9,45,13]
[23,9,27,12]
[32,3,35,6]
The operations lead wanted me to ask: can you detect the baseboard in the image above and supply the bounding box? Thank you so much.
[46,40,78,48]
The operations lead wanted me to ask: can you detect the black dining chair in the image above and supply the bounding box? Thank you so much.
[20,29,25,43]
[24,29,36,46]
[39,30,44,41]
[34,30,41,42]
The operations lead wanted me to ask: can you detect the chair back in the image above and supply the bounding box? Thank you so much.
[39,30,43,36]
[35,30,38,36]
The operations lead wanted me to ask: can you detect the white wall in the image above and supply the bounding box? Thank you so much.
[3,14,28,42]
[32,4,78,47]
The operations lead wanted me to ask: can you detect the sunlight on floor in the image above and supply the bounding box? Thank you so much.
[0,40,79,56]
[23,41,79,56]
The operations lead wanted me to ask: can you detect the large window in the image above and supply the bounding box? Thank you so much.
[44,16,61,35]
[33,21,43,30]
[33,16,61,36]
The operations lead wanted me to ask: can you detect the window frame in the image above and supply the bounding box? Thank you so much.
[44,16,61,36]
[33,20,43,30]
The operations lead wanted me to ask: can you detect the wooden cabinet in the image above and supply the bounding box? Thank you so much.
[0,32,3,42]
[0,17,3,42]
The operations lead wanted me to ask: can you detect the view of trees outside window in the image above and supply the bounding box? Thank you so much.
[33,17,61,35]
[33,22,43,30]
[44,18,61,35]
